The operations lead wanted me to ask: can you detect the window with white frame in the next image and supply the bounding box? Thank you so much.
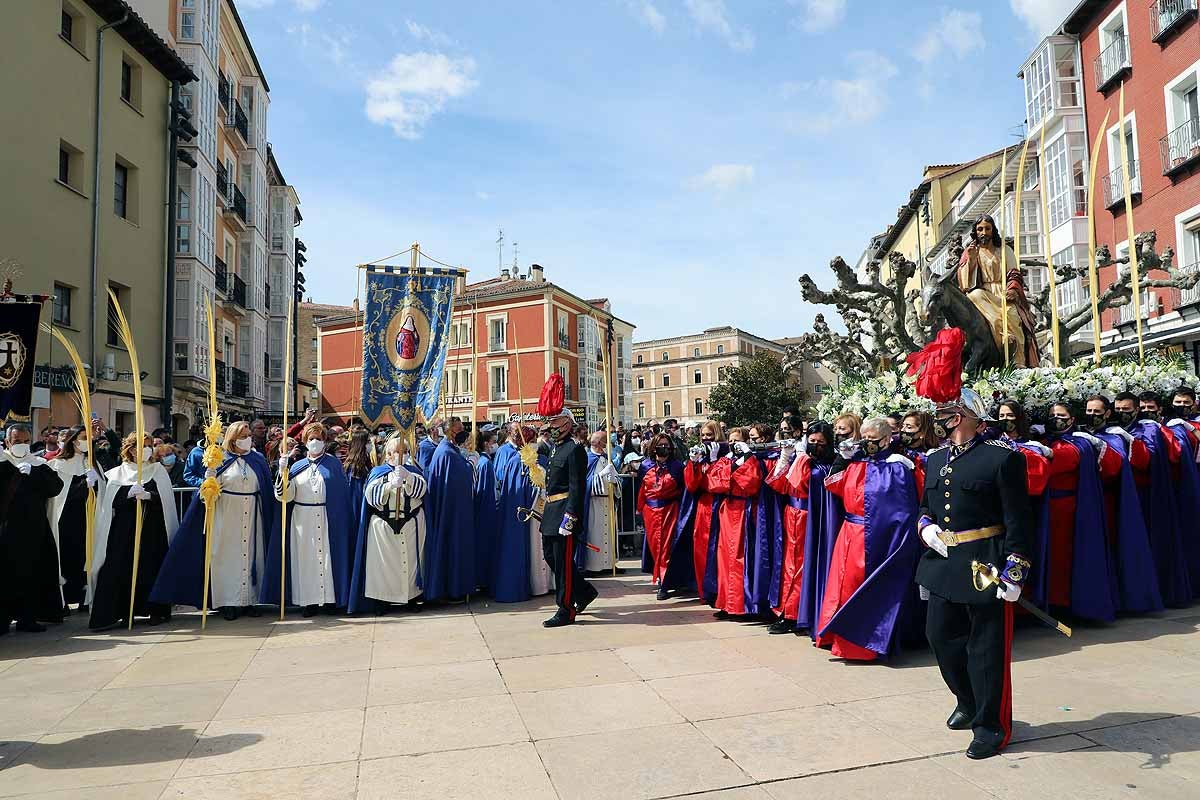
[489,363,507,401]
[693,369,702,384]
[1106,115,1140,200]
[488,317,506,350]
[557,310,569,349]
[695,398,703,415]
[1096,5,1130,87]
[637,375,644,389]
[1052,244,1093,333]
[663,400,671,416]
[268,320,283,379]
[1164,67,1200,170]
[637,402,645,418]
[1045,132,1087,229]
[179,0,195,40]
[1055,43,1081,109]
[1024,44,1053,129]
[1018,198,1041,256]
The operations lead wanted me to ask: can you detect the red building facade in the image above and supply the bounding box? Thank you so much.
[1066,0,1200,368]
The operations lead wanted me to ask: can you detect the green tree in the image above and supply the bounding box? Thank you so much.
[706,353,808,428]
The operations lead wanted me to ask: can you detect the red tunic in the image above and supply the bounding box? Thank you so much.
[818,461,878,661]
[769,454,810,620]
[637,461,683,584]
[685,460,717,595]
[1046,437,1121,607]
[706,455,763,615]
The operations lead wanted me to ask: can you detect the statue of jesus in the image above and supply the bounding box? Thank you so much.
[957,214,1035,367]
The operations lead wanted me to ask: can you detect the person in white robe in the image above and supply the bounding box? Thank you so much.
[354,437,427,612]
[585,431,621,573]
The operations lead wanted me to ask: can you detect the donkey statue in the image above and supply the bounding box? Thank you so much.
[918,260,1003,376]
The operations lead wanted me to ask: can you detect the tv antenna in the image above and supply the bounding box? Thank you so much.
[496,228,504,276]
[512,242,520,277]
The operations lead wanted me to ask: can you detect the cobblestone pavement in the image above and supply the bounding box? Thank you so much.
[2,564,1199,799]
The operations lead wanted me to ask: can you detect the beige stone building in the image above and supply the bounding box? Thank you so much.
[772,337,840,405]
[1,0,195,435]
[631,327,797,426]
[299,299,354,415]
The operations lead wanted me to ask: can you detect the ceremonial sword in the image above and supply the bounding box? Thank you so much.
[517,506,602,552]
[970,560,1072,637]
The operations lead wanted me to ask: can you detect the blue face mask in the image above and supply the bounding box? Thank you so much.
[161,454,177,467]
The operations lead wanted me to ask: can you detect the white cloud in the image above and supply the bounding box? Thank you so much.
[294,0,323,10]
[365,52,478,139]
[405,20,455,47]
[1009,0,1076,39]
[627,1,667,34]
[686,164,755,192]
[793,0,846,34]
[790,50,898,134]
[913,9,984,64]
[476,191,491,201]
[684,0,754,51]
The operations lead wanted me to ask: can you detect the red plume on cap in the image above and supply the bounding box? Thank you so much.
[537,374,565,417]
[905,327,965,403]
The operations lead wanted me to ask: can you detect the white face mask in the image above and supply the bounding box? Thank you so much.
[9,443,30,459]
[236,437,253,452]
[141,446,153,463]
[76,439,89,453]
[306,439,326,456]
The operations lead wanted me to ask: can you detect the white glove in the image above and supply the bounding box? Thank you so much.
[780,443,797,461]
[278,457,289,473]
[17,462,32,476]
[837,438,859,459]
[731,441,751,456]
[707,442,721,462]
[129,483,150,500]
[920,524,948,558]
[993,567,1021,602]
[204,468,216,480]
[1167,418,1187,429]
[85,468,100,488]
[389,468,405,487]
[688,445,705,463]
[1105,426,1134,445]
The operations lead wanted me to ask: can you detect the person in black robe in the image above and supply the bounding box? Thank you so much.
[88,434,179,630]
[0,423,65,634]
[51,426,103,609]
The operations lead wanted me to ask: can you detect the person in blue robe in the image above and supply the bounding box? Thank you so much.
[417,421,442,474]
[259,424,354,613]
[423,419,476,601]
[792,422,841,636]
[1165,417,1200,595]
[473,427,501,592]
[343,428,374,544]
[151,424,274,618]
[491,426,536,602]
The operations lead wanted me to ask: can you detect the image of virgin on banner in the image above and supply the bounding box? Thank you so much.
[360,267,458,431]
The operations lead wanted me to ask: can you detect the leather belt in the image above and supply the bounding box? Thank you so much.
[938,525,1003,547]
[546,492,569,502]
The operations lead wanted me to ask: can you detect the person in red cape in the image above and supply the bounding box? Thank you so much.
[994,399,1052,608]
[637,432,685,596]
[684,421,726,604]
[708,427,763,618]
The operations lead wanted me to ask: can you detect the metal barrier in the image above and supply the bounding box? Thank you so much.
[172,486,198,520]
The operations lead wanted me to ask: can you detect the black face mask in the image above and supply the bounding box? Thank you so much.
[1085,412,1107,430]
[1172,404,1193,416]
[1114,410,1136,427]
[1141,410,1159,422]
[1048,417,1072,433]
[453,430,470,445]
[899,431,915,447]
[862,438,884,457]
[997,418,1017,434]
[654,445,671,457]
[834,432,851,443]
[806,442,831,463]
[933,417,958,439]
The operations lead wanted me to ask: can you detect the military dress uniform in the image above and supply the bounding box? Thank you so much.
[917,436,1033,757]
[541,435,598,624]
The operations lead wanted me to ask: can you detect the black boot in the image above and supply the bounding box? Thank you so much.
[220,607,240,622]
[302,605,319,618]
[15,618,46,633]
[543,610,575,628]
[713,609,729,619]
[576,583,599,614]
[946,706,975,730]
[966,729,1005,759]
[767,618,795,635]
[244,605,262,618]
[375,599,391,617]
[655,586,670,601]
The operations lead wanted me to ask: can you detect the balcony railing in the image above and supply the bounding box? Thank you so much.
[490,388,507,402]
[231,274,247,309]
[216,162,229,203]
[488,338,505,353]
[1151,0,1198,41]
[215,360,228,394]
[557,333,571,349]
[231,366,249,398]
[218,73,231,113]
[231,184,248,224]
[215,257,228,294]
[1159,117,1200,175]
[227,101,249,143]
[1094,35,1131,90]
[1102,160,1142,208]
[1180,260,1200,307]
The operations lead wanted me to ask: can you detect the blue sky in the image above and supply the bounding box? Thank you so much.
[236,0,1078,341]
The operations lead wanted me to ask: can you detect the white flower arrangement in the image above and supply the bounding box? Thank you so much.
[816,367,936,421]
[815,357,1197,423]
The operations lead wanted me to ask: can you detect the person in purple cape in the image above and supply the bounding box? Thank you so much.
[747,423,783,619]
[1163,395,1200,596]
[917,388,1033,760]
[816,416,923,661]
[1084,395,1163,613]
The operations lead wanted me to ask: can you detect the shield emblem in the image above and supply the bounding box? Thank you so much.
[0,332,26,389]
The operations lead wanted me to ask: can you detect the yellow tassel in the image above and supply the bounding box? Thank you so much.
[519,442,546,489]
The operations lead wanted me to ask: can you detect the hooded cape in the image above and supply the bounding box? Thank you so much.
[491,442,532,602]
[1165,423,1200,596]
[1054,435,1118,622]
[1093,431,1163,613]
[1131,421,1192,605]
[474,452,499,587]
[422,437,475,601]
[796,461,841,634]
